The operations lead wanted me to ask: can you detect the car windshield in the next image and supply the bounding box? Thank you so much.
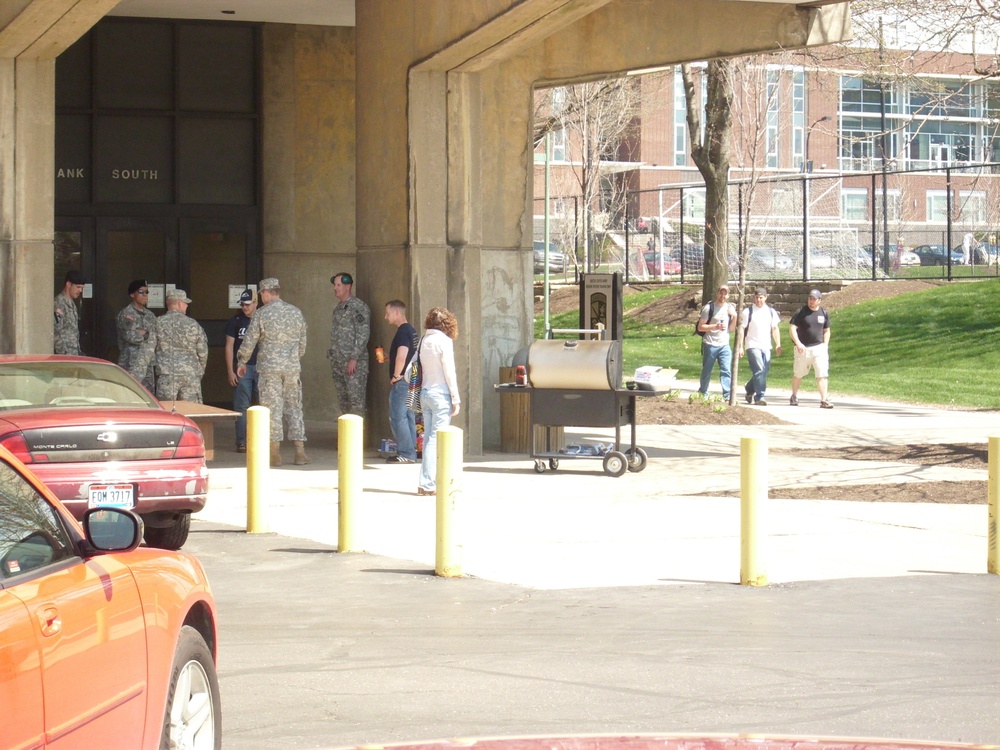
[0,361,158,410]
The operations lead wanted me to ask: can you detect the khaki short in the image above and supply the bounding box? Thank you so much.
[793,343,829,379]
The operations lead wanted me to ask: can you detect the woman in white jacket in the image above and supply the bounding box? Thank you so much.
[417,307,460,495]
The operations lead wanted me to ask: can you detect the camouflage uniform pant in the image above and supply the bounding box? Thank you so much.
[259,370,305,442]
[330,360,368,417]
[156,374,203,403]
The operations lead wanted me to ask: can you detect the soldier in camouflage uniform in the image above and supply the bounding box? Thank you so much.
[154,289,209,403]
[117,279,157,392]
[237,277,309,466]
[327,272,370,417]
[54,269,86,355]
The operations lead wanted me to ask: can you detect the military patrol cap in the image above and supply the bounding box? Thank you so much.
[65,269,87,285]
[167,288,192,303]
[259,277,280,291]
[239,289,255,304]
[128,279,148,295]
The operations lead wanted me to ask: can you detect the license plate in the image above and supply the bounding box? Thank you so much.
[88,484,135,509]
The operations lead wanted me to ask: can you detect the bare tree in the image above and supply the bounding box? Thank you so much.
[681,60,735,305]
[534,79,643,272]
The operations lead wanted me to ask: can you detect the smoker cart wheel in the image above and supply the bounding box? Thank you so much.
[602,450,628,477]
[625,447,648,472]
[534,459,546,474]
[549,458,559,470]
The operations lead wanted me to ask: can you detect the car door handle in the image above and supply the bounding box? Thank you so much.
[36,606,62,637]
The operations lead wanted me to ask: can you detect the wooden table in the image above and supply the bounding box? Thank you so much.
[161,401,239,460]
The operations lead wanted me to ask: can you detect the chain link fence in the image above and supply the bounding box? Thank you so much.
[533,163,1000,283]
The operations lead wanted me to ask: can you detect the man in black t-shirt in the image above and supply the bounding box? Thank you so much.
[384,300,419,463]
[788,288,833,409]
[224,289,260,451]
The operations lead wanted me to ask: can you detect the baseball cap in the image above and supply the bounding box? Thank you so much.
[808,289,823,299]
[128,279,148,295]
[167,288,192,303]
[239,289,255,304]
[259,278,280,291]
[65,269,87,285]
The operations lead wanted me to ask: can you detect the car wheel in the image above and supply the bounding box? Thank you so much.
[161,625,221,750]
[143,512,191,550]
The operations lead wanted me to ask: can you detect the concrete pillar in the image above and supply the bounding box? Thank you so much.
[0,0,120,354]
[0,56,54,353]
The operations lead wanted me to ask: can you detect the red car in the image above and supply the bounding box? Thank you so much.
[644,251,682,276]
[0,356,208,549]
[0,446,220,748]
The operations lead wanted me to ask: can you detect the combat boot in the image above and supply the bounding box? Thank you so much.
[270,441,282,467]
[293,440,311,465]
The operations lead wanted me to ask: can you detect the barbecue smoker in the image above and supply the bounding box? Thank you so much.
[505,337,661,477]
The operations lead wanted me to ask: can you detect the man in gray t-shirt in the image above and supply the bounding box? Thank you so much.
[697,284,736,400]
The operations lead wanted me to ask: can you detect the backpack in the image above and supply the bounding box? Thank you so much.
[695,302,715,337]
[404,339,423,413]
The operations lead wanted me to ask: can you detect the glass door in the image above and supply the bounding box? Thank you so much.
[180,217,257,405]
[96,217,174,363]
[54,217,95,356]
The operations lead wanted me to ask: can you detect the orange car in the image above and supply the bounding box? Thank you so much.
[0,445,220,749]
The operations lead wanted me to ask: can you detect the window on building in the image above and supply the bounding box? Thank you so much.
[926,190,950,223]
[958,191,986,224]
[792,70,805,170]
[840,117,888,171]
[673,68,687,167]
[552,87,567,115]
[551,128,566,162]
[841,188,869,221]
[906,120,976,167]
[908,79,974,118]
[682,188,705,220]
[766,69,780,169]
[874,188,902,224]
[841,77,895,115]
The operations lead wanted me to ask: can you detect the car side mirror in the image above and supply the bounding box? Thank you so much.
[83,508,143,552]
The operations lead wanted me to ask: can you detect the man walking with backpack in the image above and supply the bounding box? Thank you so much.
[737,287,782,406]
[696,284,736,401]
[789,288,833,409]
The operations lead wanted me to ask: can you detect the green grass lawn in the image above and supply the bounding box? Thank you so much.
[536,279,1000,409]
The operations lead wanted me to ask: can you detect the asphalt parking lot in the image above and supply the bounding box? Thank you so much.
[192,386,1000,749]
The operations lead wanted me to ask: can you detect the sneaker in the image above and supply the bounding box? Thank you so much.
[754,399,767,406]
[744,392,753,404]
[236,444,246,453]
[386,455,415,463]
[789,395,798,406]
[820,401,835,409]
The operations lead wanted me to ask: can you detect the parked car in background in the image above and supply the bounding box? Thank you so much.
[861,245,922,268]
[745,247,794,273]
[0,356,208,549]
[0,447,220,748]
[643,251,681,276]
[670,244,705,272]
[912,244,965,266]
[952,242,996,265]
[533,241,568,273]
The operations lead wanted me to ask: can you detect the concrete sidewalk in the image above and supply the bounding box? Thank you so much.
[195,383,999,589]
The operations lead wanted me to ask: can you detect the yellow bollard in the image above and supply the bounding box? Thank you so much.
[338,414,364,552]
[435,426,463,578]
[246,405,270,534]
[740,434,768,586]
[989,435,999,574]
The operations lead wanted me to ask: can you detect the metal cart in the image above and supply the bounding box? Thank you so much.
[495,337,664,477]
